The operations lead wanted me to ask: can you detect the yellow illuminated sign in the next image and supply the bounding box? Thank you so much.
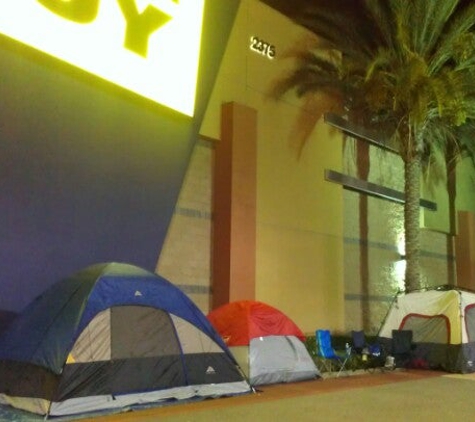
[0,0,205,116]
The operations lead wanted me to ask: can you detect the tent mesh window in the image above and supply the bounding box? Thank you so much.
[111,306,180,358]
[464,305,475,342]
[400,314,449,344]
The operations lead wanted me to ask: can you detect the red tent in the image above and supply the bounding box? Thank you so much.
[207,300,306,346]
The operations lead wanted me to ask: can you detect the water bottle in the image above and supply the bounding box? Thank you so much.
[345,342,351,356]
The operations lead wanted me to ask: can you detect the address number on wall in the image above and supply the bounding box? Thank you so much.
[250,36,275,59]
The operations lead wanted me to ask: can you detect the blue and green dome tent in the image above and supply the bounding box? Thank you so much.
[0,262,251,417]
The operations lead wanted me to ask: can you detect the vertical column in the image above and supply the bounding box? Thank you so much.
[212,102,257,309]
[455,211,475,290]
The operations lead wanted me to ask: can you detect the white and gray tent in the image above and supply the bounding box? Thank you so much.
[208,300,320,385]
[0,263,251,417]
[378,286,475,373]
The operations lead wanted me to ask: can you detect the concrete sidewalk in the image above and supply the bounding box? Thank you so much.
[2,369,471,421]
[82,369,470,422]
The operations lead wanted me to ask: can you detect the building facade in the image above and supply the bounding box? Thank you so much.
[158,0,475,335]
[1,1,475,337]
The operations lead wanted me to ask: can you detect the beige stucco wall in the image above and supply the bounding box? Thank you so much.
[342,134,457,334]
[456,157,475,214]
[156,139,214,312]
[207,0,344,333]
[159,0,344,333]
[158,0,475,338]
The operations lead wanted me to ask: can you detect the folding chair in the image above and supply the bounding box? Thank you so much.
[351,330,383,372]
[315,329,350,377]
[351,330,367,354]
[391,329,414,368]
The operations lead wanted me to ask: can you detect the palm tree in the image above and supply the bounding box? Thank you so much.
[270,0,475,291]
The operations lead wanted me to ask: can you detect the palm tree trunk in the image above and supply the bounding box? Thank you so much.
[404,154,422,291]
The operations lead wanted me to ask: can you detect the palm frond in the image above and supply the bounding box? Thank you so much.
[272,0,475,163]
[410,0,459,57]
[296,2,382,60]
[429,1,475,73]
